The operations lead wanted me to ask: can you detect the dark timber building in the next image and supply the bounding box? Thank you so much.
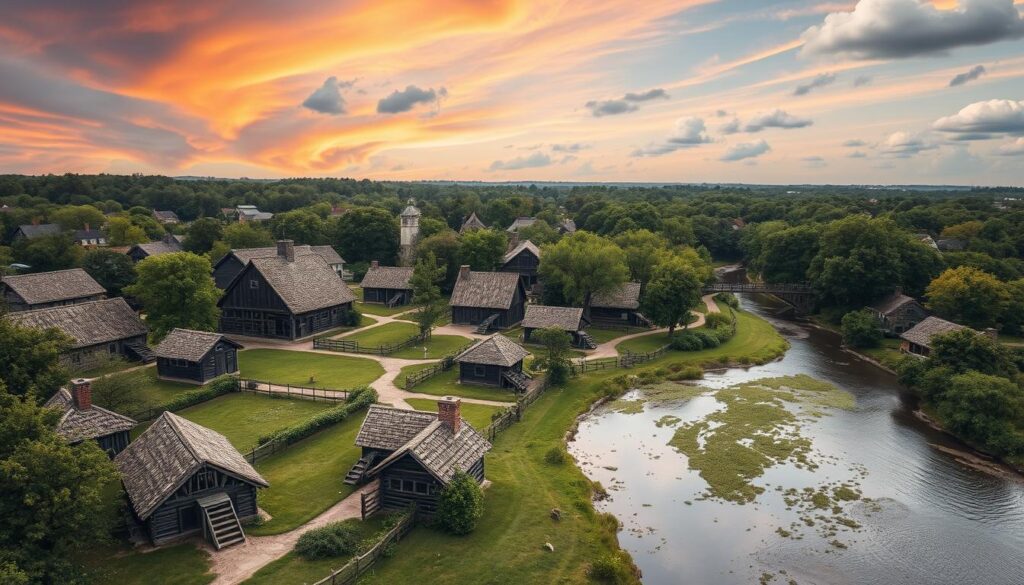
[522,305,594,349]
[12,223,61,241]
[590,282,651,328]
[212,244,345,288]
[45,379,136,457]
[218,240,355,340]
[7,297,150,369]
[115,412,268,548]
[360,261,414,307]
[352,399,491,516]
[455,334,531,391]
[127,233,183,263]
[459,212,488,233]
[899,316,967,357]
[869,288,928,336]
[2,268,106,311]
[500,239,541,288]
[450,266,526,332]
[155,329,242,384]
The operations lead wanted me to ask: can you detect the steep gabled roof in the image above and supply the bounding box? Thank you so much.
[44,388,136,444]
[592,282,643,310]
[870,292,920,316]
[506,217,537,232]
[502,240,541,265]
[456,334,529,367]
[360,266,414,290]
[460,212,488,233]
[449,270,521,310]
[115,412,268,519]
[900,316,967,349]
[355,404,437,451]
[240,254,355,314]
[154,328,241,362]
[16,223,61,238]
[2,268,105,305]
[225,245,343,267]
[7,298,147,348]
[523,305,586,331]
[130,239,182,258]
[74,229,104,240]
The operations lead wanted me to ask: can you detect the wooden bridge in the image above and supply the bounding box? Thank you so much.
[703,282,815,314]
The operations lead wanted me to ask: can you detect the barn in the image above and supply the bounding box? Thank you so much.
[449,266,526,333]
[115,412,269,548]
[154,329,243,384]
[360,261,414,307]
[45,378,136,457]
[500,239,542,288]
[522,305,594,349]
[899,316,967,357]
[455,334,531,391]
[2,268,106,311]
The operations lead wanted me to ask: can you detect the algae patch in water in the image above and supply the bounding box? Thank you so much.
[607,381,707,414]
[655,415,682,428]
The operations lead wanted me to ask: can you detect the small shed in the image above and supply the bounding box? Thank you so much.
[459,212,488,233]
[591,282,650,327]
[353,399,491,516]
[558,219,576,234]
[522,305,593,348]
[115,412,268,548]
[45,379,136,457]
[128,233,183,262]
[900,316,966,357]
[450,266,527,332]
[455,334,530,391]
[360,261,414,307]
[154,329,243,384]
[500,240,542,288]
[869,289,928,335]
[2,268,106,311]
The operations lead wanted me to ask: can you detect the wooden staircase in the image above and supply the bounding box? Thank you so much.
[476,313,501,334]
[386,292,403,308]
[633,312,654,329]
[576,331,597,349]
[125,342,156,363]
[502,370,532,392]
[344,456,372,485]
[198,493,245,550]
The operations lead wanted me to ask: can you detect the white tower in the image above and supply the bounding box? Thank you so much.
[399,199,421,266]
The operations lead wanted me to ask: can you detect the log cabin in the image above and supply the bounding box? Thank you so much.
[455,334,531,391]
[522,305,594,349]
[212,244,344,288]
[154,329,243,384]
[449,266,526,333]
[590,282,652,328]
[2,268,106,311]
[359,261,414,307]
[115,412,268,548]
[45,379,136,457]
[500,239,541,288]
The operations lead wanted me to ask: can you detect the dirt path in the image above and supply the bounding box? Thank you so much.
[207,481,377,585]
[587,294,720,359]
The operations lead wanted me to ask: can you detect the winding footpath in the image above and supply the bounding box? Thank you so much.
[586,293,721,359]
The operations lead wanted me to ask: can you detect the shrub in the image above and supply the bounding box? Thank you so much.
[341,306,362,327]
[666,365,703,381]
[704,312,732,329]
[841,309,882,349]
[437,470,484,535]
[544,446,567,465]
[692,329,720,349]
[588,553,631,584]
[670,332,703,351]
[295,521,360,560]
[715,292,739,308]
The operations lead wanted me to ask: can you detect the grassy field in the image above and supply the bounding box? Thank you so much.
[406,398,503,430]
[93,367,197,411]
[389,334,474,359]
[399,367,516,403]
[248,410,367,535]
[320,313,377,337]
[83,542,213,585]
[859,337,905,370]
[340,321,419,347]
[615,330,674,354]
[238,349,383,389]
[167,393,332,451]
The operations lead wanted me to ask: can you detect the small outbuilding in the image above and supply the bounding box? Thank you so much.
[522,305,594,348]
[450,266,527,332]
[2,268,106,311]
[869,288,928,335]
[115,412,268,548]
[352,399,491,516]
[506,217,537,232]
[900,316,966,357]
[360,261,414,307]
[128,233,183,262]
[500,239,542,288]
[590,282,651,328]
[154,329,243,384]
[45,379,136,457]
[455,334,531,391]
[73,228,106,246]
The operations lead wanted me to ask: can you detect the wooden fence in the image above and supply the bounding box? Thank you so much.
[483,375,553,442]
[312,511,416,585]
[403,341,476,390]
[313,332,429,356]
[236,378,351,402]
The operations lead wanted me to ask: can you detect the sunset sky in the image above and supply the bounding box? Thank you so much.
[1,0,1023,184]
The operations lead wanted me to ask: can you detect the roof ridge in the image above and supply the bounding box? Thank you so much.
[162,413,202,465]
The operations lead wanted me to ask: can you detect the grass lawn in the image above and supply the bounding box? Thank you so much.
[242,516,389,585]
[320,314,378,338]
[238,349,383,389]
[615,330,674,354]
[340,321,420,347]
[999,333,1024,347]
[399,367,516,403]
[859,338,906,370]
[406,398,503,430]
[83,542,213,585]
[389,334,474,359]
[170,393,332,451]
[93,367,197,412]
[248,410,368,536]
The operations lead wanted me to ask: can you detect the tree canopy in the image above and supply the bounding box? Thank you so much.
[458,229,507,272]
[80,248,136,296]
[125,252,221,340]
[539,231,628,317]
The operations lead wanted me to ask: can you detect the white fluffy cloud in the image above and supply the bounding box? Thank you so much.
[801,0,1024,59]
[631,117,712,157]
[744,110,813,132]
[489,151,552,171]
[933,99,1024,139]
[721,140,771,162]
[997,138,1024,156]
[878,132,937,157]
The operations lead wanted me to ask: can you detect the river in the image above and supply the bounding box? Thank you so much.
[569,292,1024,585]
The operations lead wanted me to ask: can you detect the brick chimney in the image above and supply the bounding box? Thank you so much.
[437,396,461,433]
[370,260,379,269]
[459,265,471,281]
[277,240,295,262]
[71,379,92,410]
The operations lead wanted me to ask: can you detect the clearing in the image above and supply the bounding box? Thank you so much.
[238,349,384,389]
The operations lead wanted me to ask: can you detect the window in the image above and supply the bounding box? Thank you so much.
[249,279,259,289]
[474,365,485,377]
[108,343,117,354]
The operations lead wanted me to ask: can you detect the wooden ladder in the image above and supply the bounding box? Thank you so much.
[198,493,245,550]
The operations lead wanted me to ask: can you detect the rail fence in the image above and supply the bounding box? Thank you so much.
[403,341,477,390]
[313,332,429,356]
[312,511,416,585]
[483,375,553,442]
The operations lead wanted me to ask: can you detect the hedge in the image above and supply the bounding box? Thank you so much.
[256,386,377,446]
[162,375,239,412]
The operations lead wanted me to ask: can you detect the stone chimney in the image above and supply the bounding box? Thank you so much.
[983,327,998,341]
[277,240,295,262]
[370,260,379,269]
[459,265,471,281]
[509,231,520,247]
[71,379,92,410]
[437,396,461,433]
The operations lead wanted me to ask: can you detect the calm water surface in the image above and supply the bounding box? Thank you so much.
[569,293,1024,585]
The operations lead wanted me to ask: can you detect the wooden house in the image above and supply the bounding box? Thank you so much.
[350,399,491,516]
[522,305,594,349]
[360,261,414,307]
[218,240,355,340]
[590,282,651,328]
[899,316,966,357]
[73,227,106,246]
[2,268,106,311]
[128,233,183,262]
[155,329,242,384]
[506,217,537,232]
[212,244,344,289]
[500,239,541,288]
[12,223,61,241]
[7,297,151,369]
[455,334,531,391]
[45,379,136,457]
[449,266,526,332]
[153,210,180,224]
[869,288,928,335]
[115,412,268,548]
[459,212,488,233]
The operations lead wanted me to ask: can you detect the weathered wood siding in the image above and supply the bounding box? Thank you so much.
[362,287,413,306]
[213,256,247,289]
[142,466,260,545]
[96,430,130,458]
[590,306,645,327]
[458,361,521,388]
[450,280,526,328]
[63,334,148,370]
[500,249,540,288]
[157,341,239,383]
[2,288,104,312]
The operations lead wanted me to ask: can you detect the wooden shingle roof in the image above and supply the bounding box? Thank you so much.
[16,223,61,238]
[502,240,541,265]
[870,292,919,316]
[506,217,537,232]
[154,328,240,362]
[152,210,179,222]
[131,239,182,258]
[460,212,488,233]
[115,412,268,519]
[523,305,586,331]
[7,298,147,348]
[592,282,642,310]
[360,266,414,290]
[2,268,105,305]
[449,270,521,310]
[44,388,136,444]
[243,254,355,314]
[455,334,529,367]
[229,245,344,266]
[355,405,438,451]
[900,316,966,349]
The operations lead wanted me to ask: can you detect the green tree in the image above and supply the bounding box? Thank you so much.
[125,252,220,340]
[90,365,140,414]
[532,327,572,385]
[934,372,1024,458]
[11,233,82,272]
[539,232,628,318]
[222,222,274,248]
[841,309,882,349]
[458,229,507,271]
[104,216,148,246]
[640,255,704,336]
[418,217,449,240]
[927,328,1018,379]
[332,207,398,264]
[50,205,106,231]
[926,266,1009,329]
[0,319,72,402]
[410,252,446,336]
[437,470,484,535]
[614,229,670,286]
[183,217,224,254]
[0,385,119,582]
[80,249,136,296]
[415,231,461,292]
[517,219,560,245]
[758,225,820,283]
[1001,279,1024,335]
[661,217,696,247]
[272,209,326,244]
